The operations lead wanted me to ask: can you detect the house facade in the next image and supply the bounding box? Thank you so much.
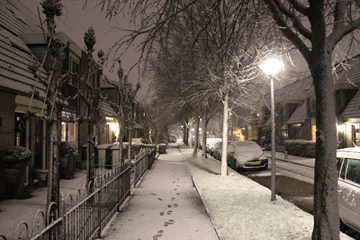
[243,55,360,149]
[0,0,107,197]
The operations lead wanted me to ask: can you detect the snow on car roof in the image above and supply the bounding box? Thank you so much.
[337,147,360,159]
[232,141,258,146]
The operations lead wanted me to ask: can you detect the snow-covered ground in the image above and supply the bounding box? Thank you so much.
[180,147,354,240]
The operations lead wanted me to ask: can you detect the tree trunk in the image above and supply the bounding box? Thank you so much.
[193,117,200,156]
[189,120,193,149]
[221,93,229,176]
[310,53,339,240]
[202,109,208,158]
[184,120,189,146]
[128,128,132,161]
[118,123,123,167]
[45,14,59,209]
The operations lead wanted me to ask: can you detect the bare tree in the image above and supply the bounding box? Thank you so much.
[263,1,360,238]
[41,0,63,210]
[94,0,284,178]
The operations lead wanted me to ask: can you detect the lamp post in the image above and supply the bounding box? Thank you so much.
[260,58,283,201]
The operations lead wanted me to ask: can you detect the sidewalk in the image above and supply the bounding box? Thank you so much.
[0,169,87,239]
[100,144,219,240]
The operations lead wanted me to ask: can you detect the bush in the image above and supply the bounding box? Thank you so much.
[284,140,315,158]
[60,142,75,157]
[1,146,32,166]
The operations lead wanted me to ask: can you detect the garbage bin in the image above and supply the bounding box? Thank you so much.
[97,144,112,170]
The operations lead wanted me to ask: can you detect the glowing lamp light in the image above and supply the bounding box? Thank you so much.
[260,58,283,76]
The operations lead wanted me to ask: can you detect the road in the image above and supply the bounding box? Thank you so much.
[243,159,314,214]
[242,158,360,239]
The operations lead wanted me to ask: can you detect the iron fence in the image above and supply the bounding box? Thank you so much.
[7,164,131,240]
[133,147,156,187]
[2,146,156,240]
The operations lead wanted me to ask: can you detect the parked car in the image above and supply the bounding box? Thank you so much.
[206,138,222,155]
[212,141,223,160]
[227,141,268,171]
[336,147,360,233]
[211,140,232,160]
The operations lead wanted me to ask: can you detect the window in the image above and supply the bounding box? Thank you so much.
[69,55,79,86]
[340,158,348,179]
[310,97,316,113]
[337,158,343,176]
[346,159,360,185]
[61,122,78,154]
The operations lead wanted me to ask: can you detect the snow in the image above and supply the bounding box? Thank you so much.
[181,147,354,240]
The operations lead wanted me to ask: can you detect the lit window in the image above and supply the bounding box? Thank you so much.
[61,121,78,154]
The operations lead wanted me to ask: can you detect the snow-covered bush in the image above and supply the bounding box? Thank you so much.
[284,140,315,158]
[1,146,32,165]
[60,142,75,157]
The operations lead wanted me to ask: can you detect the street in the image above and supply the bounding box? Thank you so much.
[242,158,360,239]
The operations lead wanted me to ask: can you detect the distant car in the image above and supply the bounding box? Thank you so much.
[336,147,360,233]
[169,135,177,143]
[227,141,268,171]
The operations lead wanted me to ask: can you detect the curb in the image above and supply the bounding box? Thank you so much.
[188,169,221,240]
[274,157,314,168]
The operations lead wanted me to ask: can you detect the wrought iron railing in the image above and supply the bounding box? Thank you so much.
[133,147,155,187]
[6,165,131,240]
[2,146,156,240]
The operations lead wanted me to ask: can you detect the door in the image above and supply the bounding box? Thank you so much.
[338,158,360,232]
[34,119,43,169]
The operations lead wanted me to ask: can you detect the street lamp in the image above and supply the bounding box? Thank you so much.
[260,58,283,201]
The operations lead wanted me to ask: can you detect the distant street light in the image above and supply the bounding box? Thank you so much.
[260,58,283,201]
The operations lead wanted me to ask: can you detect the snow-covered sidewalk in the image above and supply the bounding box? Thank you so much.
[181,145,353,240]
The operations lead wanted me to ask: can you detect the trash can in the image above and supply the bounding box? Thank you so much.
[97,144,112,170]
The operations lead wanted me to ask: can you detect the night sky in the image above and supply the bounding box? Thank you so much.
[20,0,152,102]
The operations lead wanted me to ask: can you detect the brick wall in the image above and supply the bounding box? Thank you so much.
[0,91,15,151]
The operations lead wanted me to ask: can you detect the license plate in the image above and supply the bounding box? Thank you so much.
[251,161,261,165]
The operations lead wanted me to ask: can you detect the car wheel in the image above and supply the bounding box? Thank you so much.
[235,161,241,171]
[263,163,268,170]
[340,218,347,232]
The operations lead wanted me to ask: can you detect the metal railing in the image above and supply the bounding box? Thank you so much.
[133,147,156,187]
[133,149,148,187]
[2,146,157,240]
[7,165,131,240]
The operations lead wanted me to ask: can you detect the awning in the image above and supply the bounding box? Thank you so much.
[287,102,307,125]
[100,101,117,118]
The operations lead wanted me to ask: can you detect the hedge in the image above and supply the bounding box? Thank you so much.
[284,140,315,158]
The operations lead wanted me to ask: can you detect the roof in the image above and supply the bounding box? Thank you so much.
[100,100,117,117]
[287,101,307,125]
[341,90,360,119]
[0,0,43,35]
[0,0,47,99]
[274,76,313,104]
